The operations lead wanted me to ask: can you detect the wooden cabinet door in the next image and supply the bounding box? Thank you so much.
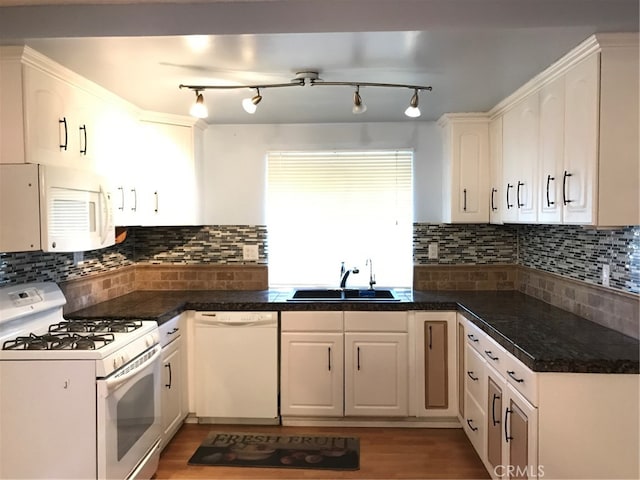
[505,384,539,479]
[537,75,565,223]
[280,332,344,417]
[487,371,505,474]
[424,320,448,409]
[563,54,599,224]
[344,332,408,416]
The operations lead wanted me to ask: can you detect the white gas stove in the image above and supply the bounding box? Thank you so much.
[0,282,162,479]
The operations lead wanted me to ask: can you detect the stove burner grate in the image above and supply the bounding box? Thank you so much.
[48,319,143,334]
[3,332,116,350]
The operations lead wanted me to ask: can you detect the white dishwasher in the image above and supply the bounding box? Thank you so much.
[193,311,279,424]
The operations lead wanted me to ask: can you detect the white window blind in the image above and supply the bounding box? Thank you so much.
[267,150,413,287]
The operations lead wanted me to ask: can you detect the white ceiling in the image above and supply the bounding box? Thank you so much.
[0,0,638,124]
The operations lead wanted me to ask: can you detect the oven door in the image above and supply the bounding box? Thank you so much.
[97,345,162,480]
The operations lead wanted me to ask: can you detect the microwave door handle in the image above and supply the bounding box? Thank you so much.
[99,185,110,245]
[103,347,161,393]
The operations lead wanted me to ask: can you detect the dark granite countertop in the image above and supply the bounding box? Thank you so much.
[67,288,639,374]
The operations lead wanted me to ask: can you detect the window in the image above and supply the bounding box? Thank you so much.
[267,150,413,287]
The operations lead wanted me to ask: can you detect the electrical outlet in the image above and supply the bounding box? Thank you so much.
[243,245,259,261]
[73,251,83,266]
[601,264,610,287]
[428,243,439,259]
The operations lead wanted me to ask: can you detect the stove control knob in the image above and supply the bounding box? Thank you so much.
[113,357,121,370]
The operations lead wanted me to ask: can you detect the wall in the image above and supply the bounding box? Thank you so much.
[202,122,443,224]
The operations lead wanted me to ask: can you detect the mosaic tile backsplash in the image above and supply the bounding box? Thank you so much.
[1,223,638,295]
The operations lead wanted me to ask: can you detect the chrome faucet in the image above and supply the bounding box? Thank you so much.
[339,264,359,288]
[366,258,376,290]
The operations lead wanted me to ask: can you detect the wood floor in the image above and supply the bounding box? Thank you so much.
[155,424,490,479]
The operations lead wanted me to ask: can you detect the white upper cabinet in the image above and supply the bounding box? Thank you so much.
[138,115,204,226]
[537,74,566,223]
[1,47,116,172]
[501,94,539,223]
[492,33,639,227]
[439,114,490,223]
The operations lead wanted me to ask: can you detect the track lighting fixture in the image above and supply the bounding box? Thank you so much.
[404,89,421,118]
[180,71,432,119]
[242,88,263,114]
[189,90,208,118]
[352,86,367,114]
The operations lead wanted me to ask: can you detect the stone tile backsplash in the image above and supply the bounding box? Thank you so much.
[413,223,517,265]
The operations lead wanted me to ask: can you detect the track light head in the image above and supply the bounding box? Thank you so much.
[352,86,367,114]
[242,88,263,114]
[404,89,421,118]
[189,90,208,118]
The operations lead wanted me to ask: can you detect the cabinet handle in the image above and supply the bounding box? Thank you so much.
[466,419,478,432]
[167,327,179,335]
[506,183,513,209]
[517,181,524,208]
[357,346,361,371]
[484,350,498,361]
[154,191,159,213]
[165,362,172,389]
[546,174,555,207]
[79,124,87,155]
[467,333,479,343]
[328,347,332,371]
[507,370,524,383]
[466,371,478,381]
[59,117,68,151]
[504,407,513,442]
[491,188,497,212]
[463,188,467,212]
[117,187,125,211]
[562,170,573,206]
[130,188,137,212]
[428,325,433,350]
[492,393,501,426]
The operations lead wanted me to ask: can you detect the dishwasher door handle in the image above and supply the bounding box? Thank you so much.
[197,320,275,327]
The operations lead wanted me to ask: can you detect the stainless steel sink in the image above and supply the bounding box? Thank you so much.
[288,288,399,301]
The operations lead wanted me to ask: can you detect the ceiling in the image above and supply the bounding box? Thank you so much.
[0,0,638,124]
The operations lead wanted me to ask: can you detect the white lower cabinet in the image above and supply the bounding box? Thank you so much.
[280,310,409,419]
[280,330,344,417]
[159,314,188,450]
[344,332,408,416]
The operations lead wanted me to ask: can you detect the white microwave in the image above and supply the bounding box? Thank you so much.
[0,164,115,253]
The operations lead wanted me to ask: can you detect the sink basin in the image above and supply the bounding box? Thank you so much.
[289,288,399,301]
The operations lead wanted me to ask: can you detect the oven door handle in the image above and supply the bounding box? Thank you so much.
[104,346,161,393]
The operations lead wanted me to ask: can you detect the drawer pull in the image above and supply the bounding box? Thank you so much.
[466,419,478,432]
[484,350,499,361]
[467,334,479,343]
[167,327,179,335]
[466,371,479,381]
[507,370,524,383]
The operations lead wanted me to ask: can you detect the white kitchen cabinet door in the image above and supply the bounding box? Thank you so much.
[439,114,490,223]
[489,116,503,224]
[537,75,565,224]
[160,335,185,450]
[501,94,539,223]
[562,54,599,225]
[280,332,344,417]
[344,332,408,416]
[139,119,201,226]
[486,370,506,479]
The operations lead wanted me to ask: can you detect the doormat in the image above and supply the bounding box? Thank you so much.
[188,431,360,470]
